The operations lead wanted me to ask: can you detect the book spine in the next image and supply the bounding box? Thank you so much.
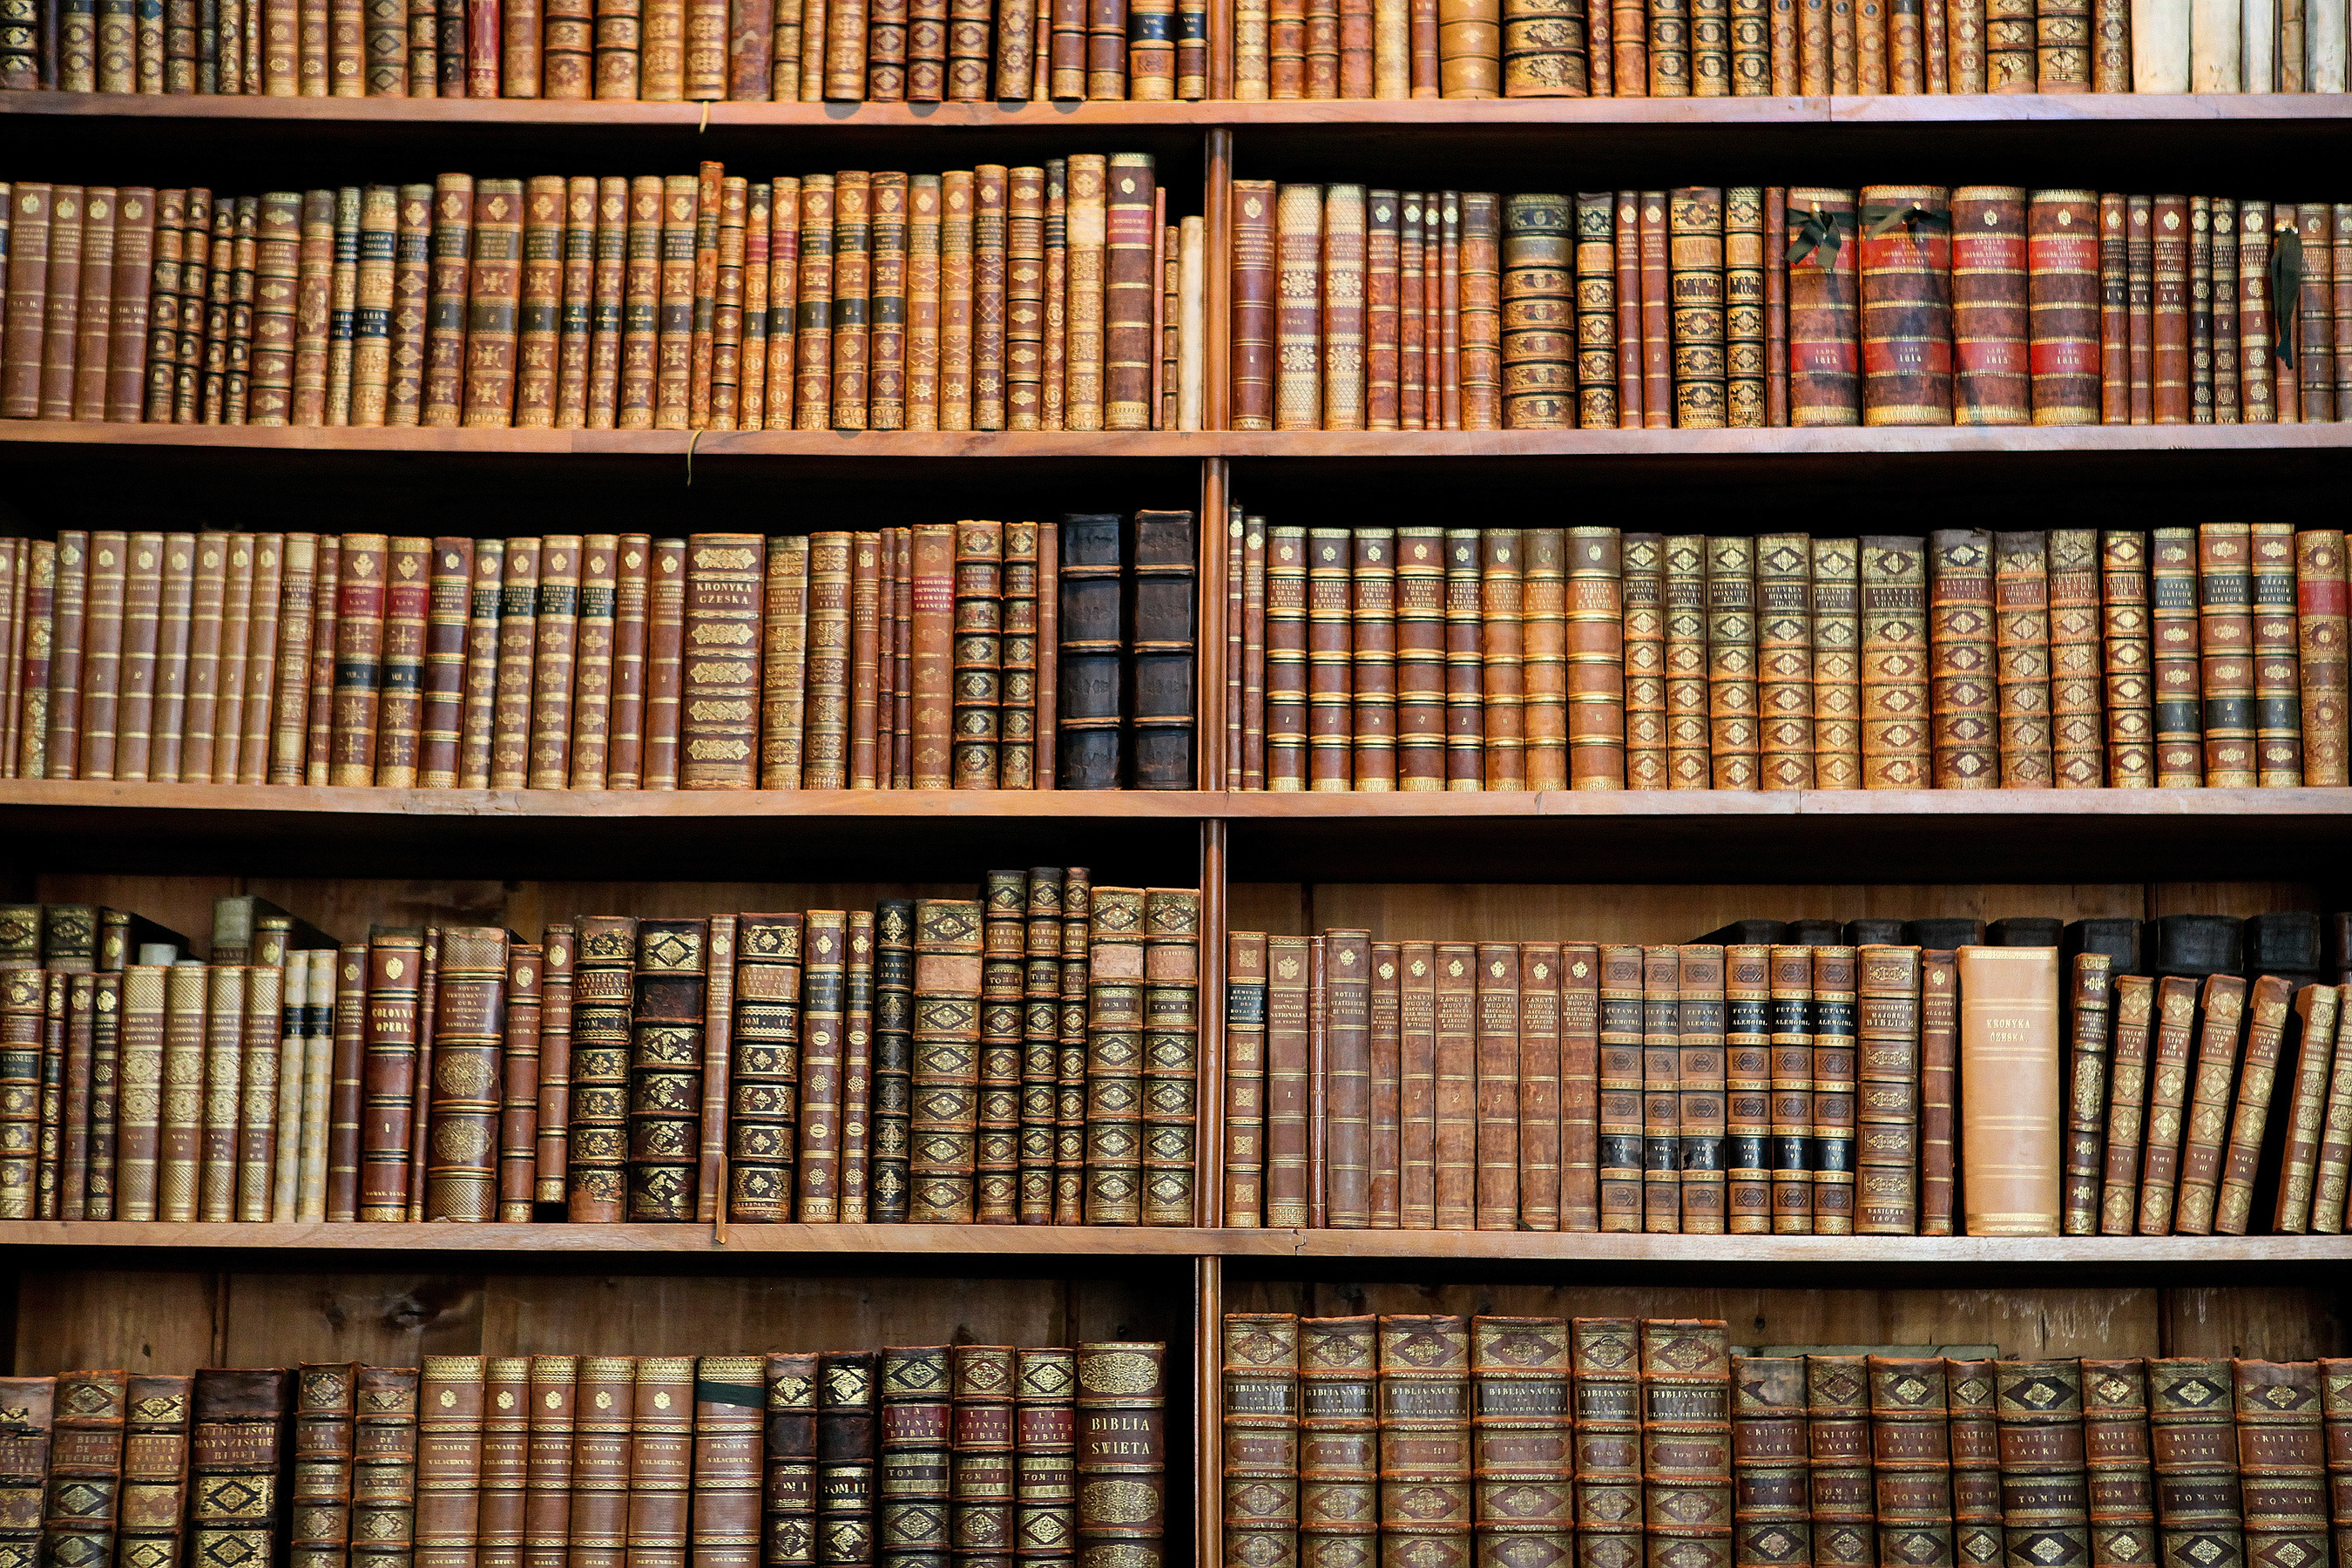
[1928,528,1997,787]
[2273,983,2341,1233]
[761,1354,818,1568]
[497,942,541,1220]
[571,1357,636,1568]
[2082,1360,2154,1568]
[2149,1360,2241,1568]
[457,537,504,789]
[2172,971,2248,1234]
[189,1369,291,1568]
[1642,1321,1732,1568]
[1469,1315,1569,1568]
[1786,187,1857,426]
[522,1357,575,1568]
[1810,945,1856,1234]
[911,897,984,1223]
[1768,944,1814,1235]
[628,1360,696,1568]
[1867,1355,1951,1568]
[2049,528,2105,787]
[2062,951,2114,1235]
[2099,975,2154,1234]
[1378,1318,1469,1568]
[625,917,707,1220]
[1807,1355,1874,1568]
[1734,1357,1810,1568]
[526,537,582,789]
[2213,974,2295,1235]
[727,912,801,1222]
[2135,974,2200,1234]
[1595,944,1644,1233]
[1951,186,2028,424]
[2295,531,2349,787]
[569,537,617,787]
[1572,1319,1640,1568]
[491,535,540,790]
[1221,1315,1296,1568]
[2252,521,2304,787]
[565,916,635,1223]
[1855,943,1917,1235]
[1996,1360,2090,1568]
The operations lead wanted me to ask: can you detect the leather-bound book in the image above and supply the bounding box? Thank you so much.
[1640,945,1682,1232]
[1911,949,1958,1237]
[875,898,917,1225]
[693,1357,765,1568]
[1705,537,1758,789]
[1263,934,1310,1228]
[2244,913,2323,985]
[2097,975,2154,1234]
[1957,944,2059,1235]
[1858,189,1951,426]
[1807,1357,1874,1568]
[1754,534,1812,791]
[1571,1320,1640,1568]
[1676,943,1727,1233]
[531,926,576,1208]
[488,536,540,791]
[1786,188,1858,427]
[1997,1361,2090,1568]
[569,1358,634,1568]
[1991,532,2054,786]
[1480,530,1528,789]
[116,1375,192,1568]
[972,879,1025,1223]
[1466,939,1521,1228]
[1733,1357,1810,1568]
[1346,529,1400,791]
[1810,539,1862,788]
[1950,187,2028,425]
[1378,1319,1470,1568]
[1570,194,1619,429]
[794,910,846,1221]
[1668,189,1727,429]
[1135,887,1197,1228]
[760,1355,818,1568]
[2027,192,2100,424]
[679,534,764,790]
[2045,528,2105,787]
[1082,888,1147,1225]
[2081,1362,2154,1568]
[420,926,508,1223]
[2147,1362,2242,1568]
[2147,529,2202,787]
[497,943,543,1220]
[2271,984,2340,1233]
[878,1345,951,1568]
[1265,528,1309,792]
[1909,912,1984,950]
[2250,523,2303,787]
[1844,919,1905,948]
[2213,973,2294,1234]
[190,1369,292,1568]
[2059,952,2112,1235]
[41,1367,126,1568]
[480,1359,530,1568]
[2064,919,2143,977]
[565,916,636,1224]
[2147,915,2241,979]
[1641,1321,1731,1568]
[1858,537,1928,788]
[1074,1342,1162,1568]
[1724,944,1771,1234]
[1988,917,2063,948]
[630,1360,695,1568]
[1014,1348,1076,1568]
[1596,945,1645,1233]
[1427,938,1475,1227]
[1222,1315,1298,1568]
[1855,944,1919,1235]
[1056,514,1124,791]
[356,925,424,1222]
[523,1358,575,1568]
[1301,1316,1379,1568]
[1390,531,1445,787]
[2171,972,2247,1235]
[2135,974,2200,1235]
[1664,537,1708,790]
[1369,942,1404,1227]
[2233,1362,2326,1568]
[1501,195,1572,431]
[1126,510,1196,790]
[910,898,983,1224]
[625,917,709,1221]
[1938,1362,2000,1568]
[1866,1357,1951,1568]
[1810,946,1857,1234]
[2196,523,2257,788]
[1767,944,1814,1235]
[2295,531,2349,786]
[1621,535,1666,789]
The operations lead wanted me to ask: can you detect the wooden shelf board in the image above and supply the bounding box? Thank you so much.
[3,88,2346,128]
[2,421,2348,459]
[0,1221,2337,1271]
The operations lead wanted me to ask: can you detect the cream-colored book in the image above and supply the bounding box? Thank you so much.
[2244,0,2278,83]
[2310,0,2346,86]
[2191,0,2243,84]
[1178,216,1206,431]
[1957,945,2060,1237]
[2132,0,2192,85]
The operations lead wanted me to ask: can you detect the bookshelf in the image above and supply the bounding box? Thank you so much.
[3,72,2351,1568]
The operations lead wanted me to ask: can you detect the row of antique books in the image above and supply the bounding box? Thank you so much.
[1229,186,2351,431]
[0,874,1206,1225]
[0,1342,1168,1568]
[1208,522,2347,792]
[1220,926,2352,1235]
[10,0,2349,99]
[1220,1314,2349,1568]
[0,159,1207,433]
[0,515,1196,792]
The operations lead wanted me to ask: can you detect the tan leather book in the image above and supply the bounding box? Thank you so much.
[2134,973,2200,1235]
[1517,943,1564,1232]
[2270,983,2341,1233]
[2098,974,2154,1235]
[522,1357,576,1568]
[490,536,540,792]
[479,1358,530,1568]
[2171,972,2248,1234]
[2212,973,2294,1235]
[1956,944,2059,1236]
[527,536,583,790]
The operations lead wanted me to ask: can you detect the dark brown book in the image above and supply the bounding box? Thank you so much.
[816,1353,875,1568]
[760,1354,817,1568]
[2234,1361,2326,1568]
[690,1355,764,1568]
[40,1367,127,1568]
[1642,1320,1732,1568]
[2060,952,2114,1235]
[566,915,637,1224]
[1865,1356,1950,1568]
[1468,1316,1569,1568]
[1995,1359,2090,1568]
[2099,975,2155,1236]
[1221,1315,1297,1568]
[1944,1362,2000,1568]
[422,926,508,1223]
[570,1357,634,1568]
[628,1360,694,1568]
[2082,1360,2154,1568]
[357,925,424,1222]
[1733,1355,1810,1568]
[523,1357,575,1568]
[116,1375,193,1568]
[499,942,543,1221]
[415,1358,485,1568]
[1807,1356,1873,1568]
[627,916,708,1221]
[2149,1360,2241,1568]
[1573,1318,1640,1568]
[0,1380,54,1568]
[190,1369,292,1568]
[1378,1320,1468,1568]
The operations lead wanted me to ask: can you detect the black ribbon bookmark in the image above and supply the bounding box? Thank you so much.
[2272,226,2304,368]
[1787,206,1848,267]
[1860,203,1953,244]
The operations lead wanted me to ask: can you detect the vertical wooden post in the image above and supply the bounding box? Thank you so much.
[1193,1252,1226,1568]
[1209,0,1234,95]
[1206,127,1234,431]
[1195,814,1229,1228]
